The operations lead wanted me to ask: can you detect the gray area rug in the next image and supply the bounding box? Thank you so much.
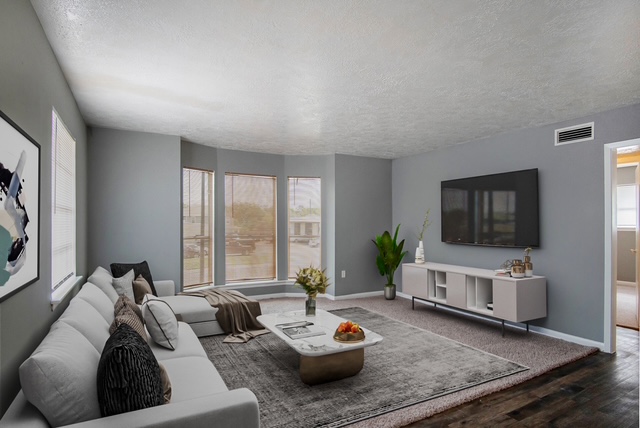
[200,307,528,428]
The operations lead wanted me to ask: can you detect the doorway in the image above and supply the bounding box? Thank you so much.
[604,137,640,354]
[614,160,639,330]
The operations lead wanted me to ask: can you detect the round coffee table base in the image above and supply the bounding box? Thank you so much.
[299,348,364,385]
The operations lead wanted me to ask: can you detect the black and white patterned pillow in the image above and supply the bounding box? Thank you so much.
[97,324,163,417]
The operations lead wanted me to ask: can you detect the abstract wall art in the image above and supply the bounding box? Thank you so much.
[0,110,40,302]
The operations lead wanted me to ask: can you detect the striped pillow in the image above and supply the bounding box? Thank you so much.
[97,324,163,417]
[110,304,147,340]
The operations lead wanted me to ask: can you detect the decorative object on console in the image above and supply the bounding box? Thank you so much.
[0,110,40,302]
[523,247,533,277]
[373,224,408,300]
[511,259,525,278]
[415,209,431,264]
[294,265,330,316]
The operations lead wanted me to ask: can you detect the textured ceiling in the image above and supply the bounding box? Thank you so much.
[30,0,640,159]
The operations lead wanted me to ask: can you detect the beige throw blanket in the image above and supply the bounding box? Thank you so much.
[184,289,269,343]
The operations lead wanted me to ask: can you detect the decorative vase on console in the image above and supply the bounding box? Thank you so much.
[523,247,533,277]
[415,209,431,264]
[415,241,425,264]
[294,265,330,317]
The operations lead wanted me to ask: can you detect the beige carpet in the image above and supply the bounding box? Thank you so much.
[255,295,597,427]
[617,284,638,329]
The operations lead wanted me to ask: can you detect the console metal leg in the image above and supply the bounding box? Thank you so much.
[501,320,505,337]
[412,297,415,310]
[526,322,529,333]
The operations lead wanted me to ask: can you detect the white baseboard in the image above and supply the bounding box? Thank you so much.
[251,291,385,301]
[400,293,606,351]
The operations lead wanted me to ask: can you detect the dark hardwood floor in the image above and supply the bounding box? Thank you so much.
[407,327,639,427]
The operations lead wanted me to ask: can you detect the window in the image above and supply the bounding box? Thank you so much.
[225,173,276,282]
[617,184,637,228]
[183,168,214,288]
[51,110,76,291]
[288,177,321,278]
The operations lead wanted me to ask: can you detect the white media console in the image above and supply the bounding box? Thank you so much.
[402,262,547,335]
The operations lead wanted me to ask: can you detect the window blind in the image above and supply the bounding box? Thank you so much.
[224,173,276,282]
[51,110,76,290]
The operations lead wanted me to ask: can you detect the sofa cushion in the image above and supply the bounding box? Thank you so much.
[148,322,207,361]
[143,297,179,350]
[97,323,164,417]
[87,266,119,304]
[57,298,111,353]
[133,274,153,304]
[159,356,229,403]
[114,294,143,323]
[111,261,157,296]
[111,269,135,301]
[75,282,117,324]
[110,304,147,340]
[19,322,101,427]
[158,295,219,324]
[158,363,172,404]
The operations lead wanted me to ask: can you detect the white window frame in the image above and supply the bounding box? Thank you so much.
[51,109,79,304]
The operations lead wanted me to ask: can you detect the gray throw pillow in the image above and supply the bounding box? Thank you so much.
[111,269,135,301]
[142,297,179,350]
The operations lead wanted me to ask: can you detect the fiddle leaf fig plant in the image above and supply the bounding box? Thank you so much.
[372,224,408,287]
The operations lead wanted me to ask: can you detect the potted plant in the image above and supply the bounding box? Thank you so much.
[295,265,330,316]
[372,224,408,300]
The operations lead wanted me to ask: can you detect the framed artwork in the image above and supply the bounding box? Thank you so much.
[0,110,40,302]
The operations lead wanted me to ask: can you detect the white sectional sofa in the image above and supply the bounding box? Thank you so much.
[0,268,260,428]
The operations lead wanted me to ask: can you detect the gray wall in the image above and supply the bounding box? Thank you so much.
[88,128,181,287]
[393,103,640,343]
[335,154,393,296]
[0,1,88,415]
[617,165,636,283]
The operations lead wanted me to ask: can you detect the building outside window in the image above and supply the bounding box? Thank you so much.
[51,110,76,292]
[288,177,321,278]
[225,173,276,282]
[183,168,214,288]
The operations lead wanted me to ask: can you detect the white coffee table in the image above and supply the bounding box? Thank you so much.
[257,309,383,385]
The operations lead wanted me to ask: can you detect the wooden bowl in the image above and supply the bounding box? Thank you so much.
[333,328,365,343]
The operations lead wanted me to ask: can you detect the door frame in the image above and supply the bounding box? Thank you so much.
[604,137,640,353]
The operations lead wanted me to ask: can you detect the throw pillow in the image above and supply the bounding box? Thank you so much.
[111,269,135,301]
[110,304,147,340]
[142,297,179,350]
[158,363,172,404]
[97,323,163,417]
[114,295,143,323]
[132,274,153,304]
[111,261,157,296]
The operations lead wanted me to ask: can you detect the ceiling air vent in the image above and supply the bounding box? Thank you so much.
[555,122,594,146]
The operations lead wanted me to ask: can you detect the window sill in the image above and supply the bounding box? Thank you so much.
[186,279,294,292]
[51,276,83,310]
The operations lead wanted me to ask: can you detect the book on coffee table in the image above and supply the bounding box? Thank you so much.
[276,321,326,340]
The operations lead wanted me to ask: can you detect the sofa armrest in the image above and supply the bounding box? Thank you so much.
[64,389,259,428]
[154,280,176,297]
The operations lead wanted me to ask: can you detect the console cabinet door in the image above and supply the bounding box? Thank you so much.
[402,265,429,299]
[446,273,466,308]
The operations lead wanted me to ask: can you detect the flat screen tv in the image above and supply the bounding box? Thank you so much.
[441,168,539,248]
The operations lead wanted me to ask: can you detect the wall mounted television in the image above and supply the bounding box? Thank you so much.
[441,168,539,248]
